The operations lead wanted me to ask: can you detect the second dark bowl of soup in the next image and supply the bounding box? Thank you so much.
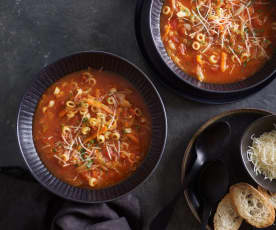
[17,51,167,203]
[150,0,276,93]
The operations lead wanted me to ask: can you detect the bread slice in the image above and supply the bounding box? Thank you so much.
[258,186,276,209]
[214,193,243,230]
[230,183,275,228]
[269,192,276,209]
[257,186,270,199]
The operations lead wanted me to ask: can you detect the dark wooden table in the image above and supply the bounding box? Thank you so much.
[1,0,276,229]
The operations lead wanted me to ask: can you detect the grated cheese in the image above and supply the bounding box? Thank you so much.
[247,129,276,181]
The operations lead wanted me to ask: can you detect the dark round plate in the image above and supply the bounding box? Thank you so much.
[181,108,275,230]
[17,51,167,203]
[135,0,276,104]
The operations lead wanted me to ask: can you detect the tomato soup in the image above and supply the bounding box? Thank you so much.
[33,68,152,189]
[160,0,276,83]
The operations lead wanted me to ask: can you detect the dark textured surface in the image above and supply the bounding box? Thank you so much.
[0,167,142,230]
[1,0,276,229]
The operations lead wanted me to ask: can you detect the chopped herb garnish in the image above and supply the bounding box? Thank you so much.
[68,92,73,99]
[86,160,93,169]
[83,117,88,123]
[52,148,57,153]
[254,28,264,34]
[80,155,85,161]
[243,61,249,68]
[90,139,95,144]
[80,148,86,154]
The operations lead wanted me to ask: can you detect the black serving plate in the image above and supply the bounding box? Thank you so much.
[181,108,275,230]
[135,0,276,104]
[17,51,167,203]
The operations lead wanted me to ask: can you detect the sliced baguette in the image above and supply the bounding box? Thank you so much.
[214,193,243,230]
[230,183,275,228]
[269,192,276,209]
[257,186,270,199]
[258,186,276,209]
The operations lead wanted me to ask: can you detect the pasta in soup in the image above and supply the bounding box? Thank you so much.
[33,68,152,189]
[160,0,276,83]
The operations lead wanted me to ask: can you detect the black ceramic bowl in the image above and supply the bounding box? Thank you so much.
[17,51,167,203]
[135,0,276,104]
[241,115,276,193]
[149,0,276,93]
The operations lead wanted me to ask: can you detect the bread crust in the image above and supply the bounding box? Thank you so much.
[214,193,243,230]
[257,186,270,199]
[230,183,275,228]
[258,186,276,209]
[269,192,276,209]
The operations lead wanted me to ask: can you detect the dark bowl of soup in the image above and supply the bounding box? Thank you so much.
[17,51,167,203]
[150,0,276,93]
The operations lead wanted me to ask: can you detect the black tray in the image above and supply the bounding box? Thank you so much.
[181,108,275,230]
[135,0,276,104]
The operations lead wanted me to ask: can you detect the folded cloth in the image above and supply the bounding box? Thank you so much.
[0,167,142,230]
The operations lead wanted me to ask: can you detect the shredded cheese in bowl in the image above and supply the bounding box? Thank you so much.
[247,129,276,181]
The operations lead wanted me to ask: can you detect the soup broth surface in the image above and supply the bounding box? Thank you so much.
[33,68,152,189]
